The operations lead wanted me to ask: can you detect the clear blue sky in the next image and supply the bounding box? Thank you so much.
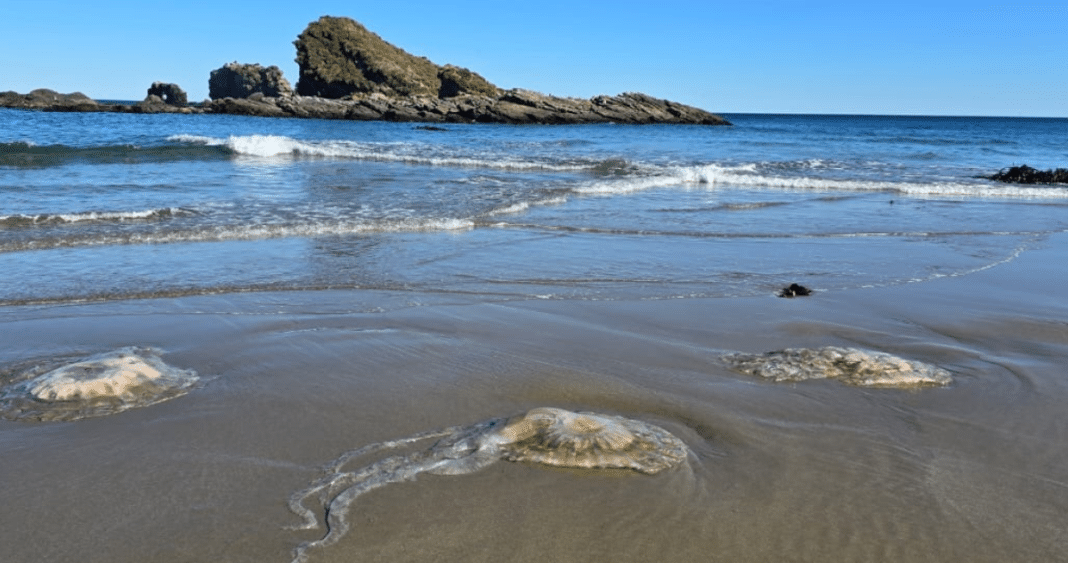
[2,1,1065,117]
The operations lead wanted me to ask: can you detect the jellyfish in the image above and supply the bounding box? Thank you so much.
[287,407,690,563]
[721,346,952,387]
[0,347,198,422]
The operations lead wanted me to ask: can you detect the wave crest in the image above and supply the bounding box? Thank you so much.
[0,207,192,228]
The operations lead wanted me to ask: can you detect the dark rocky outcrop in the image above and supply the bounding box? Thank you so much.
[130,82,196,113]
[2,87,728,125]
[987,165,1068,185]
[206,94,291,118]
[284,15,726,125]
[438,64,499,98]
[0,87,197,114]
[295,16,445,98]
[2,16,729,126]
[209,62,293,99]
[0,89,100,110]
[146,82,188,106]
[193,89,728,125]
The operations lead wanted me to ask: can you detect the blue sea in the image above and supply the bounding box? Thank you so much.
[2,109,1068,563]
[2,111,1065,305]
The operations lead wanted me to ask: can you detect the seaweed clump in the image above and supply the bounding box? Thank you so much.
[987,165,1068,185]
[778,283,813,298]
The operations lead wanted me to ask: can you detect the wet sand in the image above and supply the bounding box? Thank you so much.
[2,234,1067,562]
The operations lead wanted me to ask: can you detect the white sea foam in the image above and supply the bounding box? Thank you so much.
[484,196,569,216]
[227,134,307,157]
[572,163,1068,199]
[702,163,1068,198]
[56,208,186,223]
[145,217,475,245]
[894,184,1068,198]
[0,208,186,226]
[169,134,586,171]
[0,217,477,252]
[573,174,686,195]
[165,136,1068,201]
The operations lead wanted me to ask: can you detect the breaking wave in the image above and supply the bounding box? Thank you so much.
[574,162,1068,199]
[64,135,1056,199]
[168,134,590,171]
[0,207,192,228]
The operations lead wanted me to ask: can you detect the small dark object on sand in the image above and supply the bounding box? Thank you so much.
[778,283,813,298]
[987,165,1068,185]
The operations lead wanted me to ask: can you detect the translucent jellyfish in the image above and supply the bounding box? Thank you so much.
[722,346,952,387]
[0,347,198,422]
[288,407,690,563]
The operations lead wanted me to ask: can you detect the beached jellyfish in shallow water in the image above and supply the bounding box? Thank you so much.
[0,347,198,422]
[288,407,690,563]
[721,346,952,387]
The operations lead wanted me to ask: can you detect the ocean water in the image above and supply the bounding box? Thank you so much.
[2,111,1066,306]
[2,109,1068,563]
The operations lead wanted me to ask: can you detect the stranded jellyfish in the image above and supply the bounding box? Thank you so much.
[288,407,690,563]
[0,347,198,422]
[722,346,952,387]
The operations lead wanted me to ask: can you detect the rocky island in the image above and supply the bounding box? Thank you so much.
[0,16,729,126]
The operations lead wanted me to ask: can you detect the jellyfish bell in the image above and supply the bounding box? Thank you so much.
[490,407,687,474]
[495,407,636,450]
[722,346,952,388]
[0,347,198,421]
[28,352,167,401]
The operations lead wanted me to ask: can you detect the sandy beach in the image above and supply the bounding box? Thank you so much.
[2,230,1066,562]
[4,2,1066,558]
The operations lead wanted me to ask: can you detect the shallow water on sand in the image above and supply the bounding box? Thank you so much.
[2,234,1067,562]
[3,112,1067,306]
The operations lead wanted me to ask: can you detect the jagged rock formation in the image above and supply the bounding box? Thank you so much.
[987,165,1068,185]
[2,16,729,125]
[209,62,293,99]
[133,82,197,114]
[438,64,499,98]
[0,89,101,111]
[146,82,188,106]
[294,16,496,99]
[281,15,726,125]
[0,87,195,114]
